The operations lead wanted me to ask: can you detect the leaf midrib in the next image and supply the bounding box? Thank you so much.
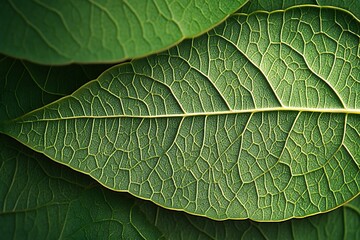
[7,107,360,124]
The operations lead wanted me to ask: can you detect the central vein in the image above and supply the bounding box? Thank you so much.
[10,107,360,123]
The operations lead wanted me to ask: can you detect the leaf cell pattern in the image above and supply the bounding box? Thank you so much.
[240,0,360,21]
[139,196,360,240]
[2,134,359,239]
[2,7,360,220]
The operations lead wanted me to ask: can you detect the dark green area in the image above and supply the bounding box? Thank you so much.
[0,0,246,64]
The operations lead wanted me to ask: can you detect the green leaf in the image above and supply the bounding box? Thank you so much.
[2,134,359,240]
[1,6,359,221]
[316,0,360,20]
[0,0,247,65]
[240,0,360,20]
[0,135,163,239]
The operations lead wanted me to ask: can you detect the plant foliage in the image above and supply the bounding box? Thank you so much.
[0,0,359,238]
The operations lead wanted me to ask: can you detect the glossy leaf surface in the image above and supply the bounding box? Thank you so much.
[2,6,359,220]
[0,0,246,64]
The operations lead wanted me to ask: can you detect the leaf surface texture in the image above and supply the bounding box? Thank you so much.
[1,6,360,220]
[240,0,360,20]
[1,135,359,239]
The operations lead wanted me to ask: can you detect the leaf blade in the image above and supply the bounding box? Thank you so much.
[2,6,360,221]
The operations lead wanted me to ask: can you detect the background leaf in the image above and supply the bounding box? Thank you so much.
[2,6,359,220]
[0,54,113,121]
[0,0,247,65]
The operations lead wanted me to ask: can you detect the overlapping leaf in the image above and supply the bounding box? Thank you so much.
[0,54,112,121]
[1,6,359,221]
[0,0,246,64]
